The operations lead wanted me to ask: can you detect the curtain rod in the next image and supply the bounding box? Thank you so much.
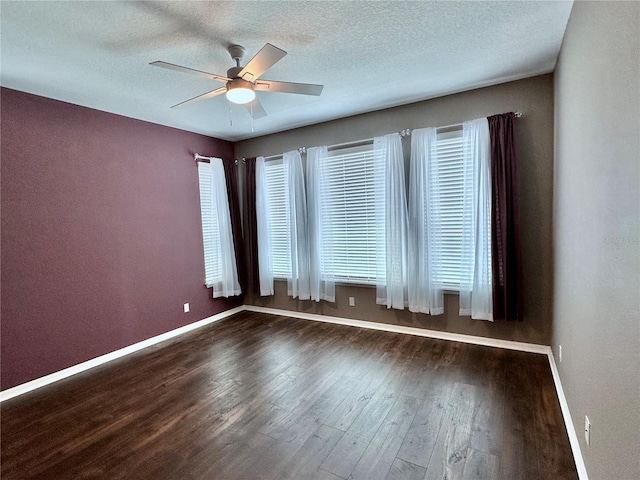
[195,153,247,166]
[435,111,523,131]
[328,111,523,150]
[310,111,523,153]
[194,153,217,162]
[327,128,413,152]
[254,111,522,160]
[261,146,307,161]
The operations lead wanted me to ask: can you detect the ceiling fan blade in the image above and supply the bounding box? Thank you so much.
[238,44,286,81]
[255,80,323,96]
[244,97,267,119]
[150,61,230,83]
[171,87,227,108]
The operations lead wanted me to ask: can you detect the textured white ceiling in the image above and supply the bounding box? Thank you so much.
[0,1,573,142]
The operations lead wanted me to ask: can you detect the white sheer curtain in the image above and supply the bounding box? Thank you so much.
[374,133,409,309]
[408,127,445,314]
[283,150,311,300]
[255,156,274,296]
[306,145,335,302]
[198,158,241,298]
[460,118,493,320]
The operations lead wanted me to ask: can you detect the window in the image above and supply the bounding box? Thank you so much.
[317,144,385,284]
[430,128,466,290]
[198,162,223,285]
[428,127,492,291]
[262,158,292,278]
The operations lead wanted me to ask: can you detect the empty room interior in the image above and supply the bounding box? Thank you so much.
[1,1,638,479]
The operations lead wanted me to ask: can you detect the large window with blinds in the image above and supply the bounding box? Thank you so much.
[317,144,385,284]
[263,159,292,278]
[430,128,466,290]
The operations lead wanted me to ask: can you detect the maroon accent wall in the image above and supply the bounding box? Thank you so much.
[1,88,242,390]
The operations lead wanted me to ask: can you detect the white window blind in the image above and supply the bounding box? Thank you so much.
[198,162,222,285]
[430,129,466,290]
[318,144,385,284]
[263,159,292,278]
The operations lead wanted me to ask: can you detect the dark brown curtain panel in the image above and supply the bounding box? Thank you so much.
[488,113,523,321]
[222,158,246,295]
[244,157,260,296]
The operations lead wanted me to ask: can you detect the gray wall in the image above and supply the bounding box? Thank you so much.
[553,2,640,479]
[236,75,554,345]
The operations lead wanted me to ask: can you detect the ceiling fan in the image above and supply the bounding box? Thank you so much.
[150,43,323,119]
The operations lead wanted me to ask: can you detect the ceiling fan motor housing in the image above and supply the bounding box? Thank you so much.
[227,78,254,92]
[227,66,244,78]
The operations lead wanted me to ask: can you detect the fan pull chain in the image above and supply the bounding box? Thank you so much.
[229,102,233,127]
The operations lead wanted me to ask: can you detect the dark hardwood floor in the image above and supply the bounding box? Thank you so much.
[1,311,578,479]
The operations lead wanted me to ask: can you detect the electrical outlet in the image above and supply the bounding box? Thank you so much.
[348,297,355,307]
[584,416,590,446]
[183,303,190,313]
[559,345,563,363]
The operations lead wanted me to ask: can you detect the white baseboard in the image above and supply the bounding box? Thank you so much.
[244,305,549,354]
[0,305,244,402]
[547,350,589,480]
[0,303,589,480]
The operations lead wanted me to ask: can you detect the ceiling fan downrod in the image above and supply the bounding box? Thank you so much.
[227,45,246,76]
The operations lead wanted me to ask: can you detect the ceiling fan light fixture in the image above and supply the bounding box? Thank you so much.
[226,78,256,104]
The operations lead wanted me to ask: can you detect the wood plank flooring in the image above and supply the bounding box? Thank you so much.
[1,311,578,479]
